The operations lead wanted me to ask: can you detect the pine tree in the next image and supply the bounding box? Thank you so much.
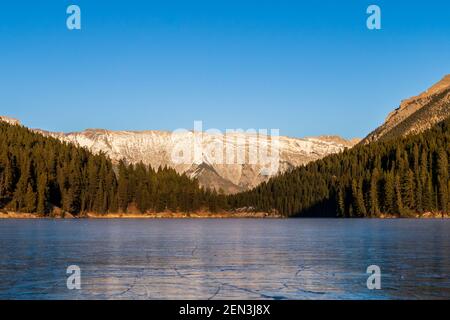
[0,152,14,207]
[352,178,367,217]
[12,159,32,211]
[93,181,106,213]
[337,182,346,217]
[421,152,434,212]
[24,183,36,213]
[437,149,449,212]
[383,171,395,214]
[117,161,129,212]
[401,169,415,210]
[369,168,380,216]
[37,173,49,214]
[395,174,404,215]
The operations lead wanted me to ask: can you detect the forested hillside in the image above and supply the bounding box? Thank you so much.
[0,122,223,215]
[2,116,450,218]
[228,117,450,217]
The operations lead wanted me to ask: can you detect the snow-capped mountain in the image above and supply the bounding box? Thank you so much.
[40,129,357,193]
[0,116,358,193]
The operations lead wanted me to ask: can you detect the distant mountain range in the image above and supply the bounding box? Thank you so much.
[0,115,357,194]
[1,74,450,218]
[2,74,449,195]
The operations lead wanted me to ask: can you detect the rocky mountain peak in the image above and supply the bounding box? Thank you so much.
[362,75,450,144]
[0,116,21,126]
[55,128,357,193]
[1,117,358,193]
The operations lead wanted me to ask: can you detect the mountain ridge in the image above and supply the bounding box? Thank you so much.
[361,74,450,144]
[0,116,358,194]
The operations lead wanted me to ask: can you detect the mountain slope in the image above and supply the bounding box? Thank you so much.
[31,127,357,194]
[0,116,20,126]
[0,121,223,215]
[362,75,450,144]
[230,116,450,217]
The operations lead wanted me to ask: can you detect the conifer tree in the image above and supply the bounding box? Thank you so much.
[383,171,395,214]
[437,148,449,212]
[369,168,380,216]
[37,173,49,214]
[117,161,129,212]
[24,183,36,213]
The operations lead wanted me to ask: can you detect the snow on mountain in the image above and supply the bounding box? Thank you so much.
[36,128,358,193]
[0,115,357,193]
[0,116,20,126]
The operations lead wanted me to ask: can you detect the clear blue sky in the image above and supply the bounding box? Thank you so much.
[1,1,450,139]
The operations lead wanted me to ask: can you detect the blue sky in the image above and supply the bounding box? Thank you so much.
[1,1,450,139]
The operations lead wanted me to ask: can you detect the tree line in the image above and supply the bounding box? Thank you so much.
[228,116,450,217]
[0,122,224,215]
[1,116,449,217]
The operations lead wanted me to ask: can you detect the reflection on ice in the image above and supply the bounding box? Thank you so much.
[0,219,449,299]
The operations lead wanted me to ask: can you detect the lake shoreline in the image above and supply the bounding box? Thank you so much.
[0,211,284,219]
[0,211,448,219]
